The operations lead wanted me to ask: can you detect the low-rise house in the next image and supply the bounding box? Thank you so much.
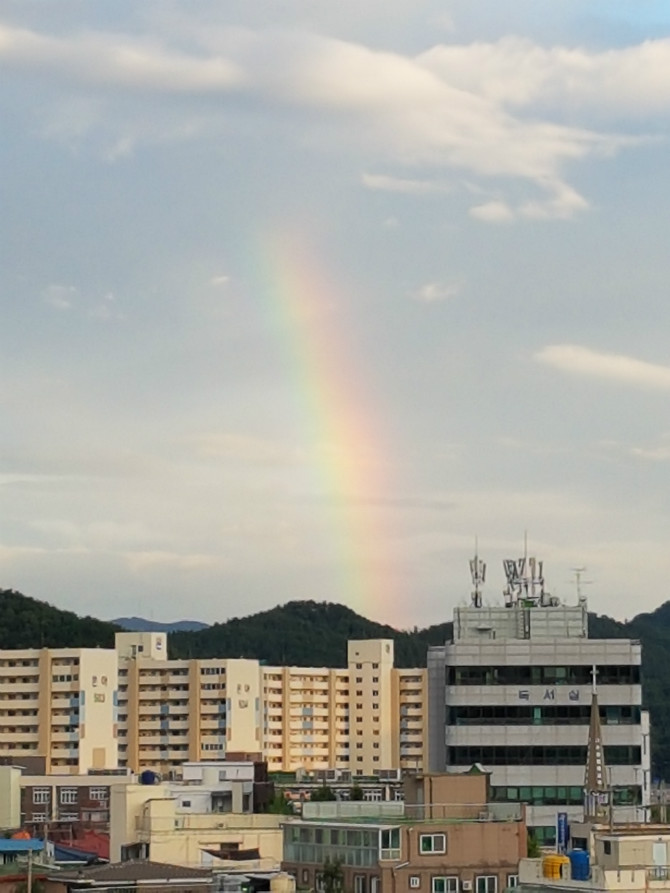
[45,859,213,893]
[0,763,134,834]
[281,771,526,893]
[111,769,291,869]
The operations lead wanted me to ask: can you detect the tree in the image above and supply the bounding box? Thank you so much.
[311,785,337,802]
[349,784,364,801]
[321,857,344,893]
[527,832,541,858]
[267,792,294,815]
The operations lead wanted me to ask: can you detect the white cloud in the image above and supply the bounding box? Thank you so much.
[362,172,451,194]
[535,345,670,390]
[419,35,670,117]
[210,274,230,286]
[411,280,463,303]
[42,283,77,310]
[469,200,514,222]
[0,20,638,215]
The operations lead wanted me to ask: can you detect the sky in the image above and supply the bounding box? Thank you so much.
[2,0,670,629]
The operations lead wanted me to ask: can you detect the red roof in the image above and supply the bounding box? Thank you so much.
[69,831,110,861]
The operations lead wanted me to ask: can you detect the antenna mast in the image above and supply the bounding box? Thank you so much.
[469,538,486,608]
[503,535,557,608]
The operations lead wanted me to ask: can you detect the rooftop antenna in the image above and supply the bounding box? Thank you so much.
[469,538,486,608]
[571,567,593,605]
[503,533,553,607]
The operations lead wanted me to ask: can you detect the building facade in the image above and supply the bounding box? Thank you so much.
[282,772,526,893]
[0,637,426,777]
[427,556,651,844]
[0,648,119,774]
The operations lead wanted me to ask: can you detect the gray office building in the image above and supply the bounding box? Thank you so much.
[427,553,650,844]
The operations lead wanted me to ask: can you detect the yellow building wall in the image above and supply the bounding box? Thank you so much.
[78,650,119,771]
[0,766,21,829]
[110,783,286,868]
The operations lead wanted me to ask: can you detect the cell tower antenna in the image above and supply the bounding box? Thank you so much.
[571,567,593,603]
[469,537,486,608]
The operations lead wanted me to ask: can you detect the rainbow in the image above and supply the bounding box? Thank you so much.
[251,226,399,619]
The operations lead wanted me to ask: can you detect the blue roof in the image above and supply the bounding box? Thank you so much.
[0,840,44,854]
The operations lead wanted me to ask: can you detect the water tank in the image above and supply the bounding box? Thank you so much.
[140,769,158,786]
[569,849,590,881]
[542,855,570,879]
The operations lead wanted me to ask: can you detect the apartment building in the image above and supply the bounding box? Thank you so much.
[116,635,426,777]
[0,648,119,774]
[427,554,650,845]
[0,636,426,777]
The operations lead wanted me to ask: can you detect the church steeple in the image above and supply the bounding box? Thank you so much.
[584,665,609,821]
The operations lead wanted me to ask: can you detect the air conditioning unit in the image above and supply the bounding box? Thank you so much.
[462,882,472,891]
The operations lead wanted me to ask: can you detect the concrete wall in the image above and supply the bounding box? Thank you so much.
[0,766,21,829]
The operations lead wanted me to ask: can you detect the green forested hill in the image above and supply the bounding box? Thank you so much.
[0,589,119,649]
[1,587,670,775]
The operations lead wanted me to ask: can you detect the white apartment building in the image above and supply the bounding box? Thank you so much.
[0,636,426,776]
[427,554,651,845]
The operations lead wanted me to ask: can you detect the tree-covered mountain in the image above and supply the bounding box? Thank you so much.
[0,589,119,649]
[2,586,670,775]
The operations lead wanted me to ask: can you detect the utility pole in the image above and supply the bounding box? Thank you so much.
[26,846,33,893]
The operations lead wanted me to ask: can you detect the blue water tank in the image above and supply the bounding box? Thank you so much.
[569,849,590,880]
[140,769,158,786]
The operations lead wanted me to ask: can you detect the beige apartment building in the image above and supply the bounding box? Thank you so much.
[0,647,119,774]
[0,635,426,777]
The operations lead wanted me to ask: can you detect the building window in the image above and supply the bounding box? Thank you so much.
[506,876,518,888]
[420,834,446,854]
[603,841,612,855]
[433,879,458,893]
[60,788,77,805]
[476,877,497,893]
[33,788,50,804]
[380,827,401,860]
[354,876,367,893]
[410,879,421,890]
[89,788,107,801]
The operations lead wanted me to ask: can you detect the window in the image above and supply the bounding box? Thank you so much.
[410,879,421,890]
[603,841,612,856]
[380,827,401,860]
[89,788,107,801]
[33,788,50,804]
[476,877,497,893]
[433,879,458,893]
[420,834,446,854]
[506,876,518,889]
[354,877,367,893]
[60,788,77,805]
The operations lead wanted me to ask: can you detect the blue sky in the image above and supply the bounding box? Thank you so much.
[2,0,670,627]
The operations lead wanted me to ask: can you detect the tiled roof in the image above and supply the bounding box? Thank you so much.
[55,859,212,883]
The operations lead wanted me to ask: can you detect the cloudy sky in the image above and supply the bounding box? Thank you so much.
[2,0,670,629]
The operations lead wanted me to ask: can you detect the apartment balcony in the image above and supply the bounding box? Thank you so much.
[0,731,38,743]
[1,682,40,694]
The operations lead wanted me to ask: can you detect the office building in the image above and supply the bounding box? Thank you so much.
[427,551,650,844]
